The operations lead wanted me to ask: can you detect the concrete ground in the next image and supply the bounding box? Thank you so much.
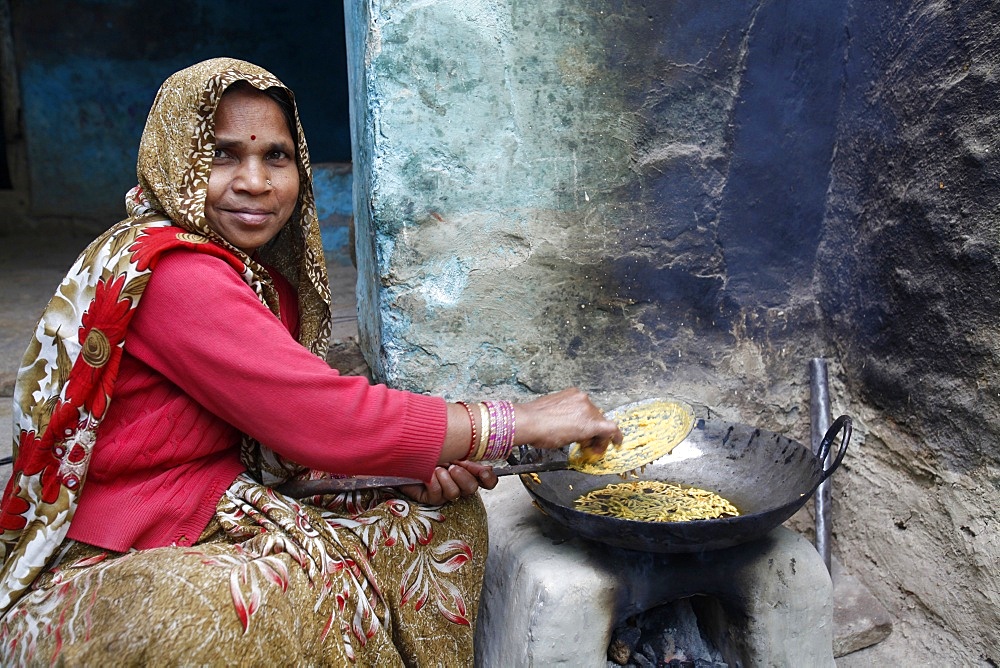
[0,230,915,664]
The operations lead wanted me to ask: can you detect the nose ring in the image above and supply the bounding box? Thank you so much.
[266,179,272,186]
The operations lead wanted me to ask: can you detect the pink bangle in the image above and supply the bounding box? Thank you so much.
[484,400,516,461]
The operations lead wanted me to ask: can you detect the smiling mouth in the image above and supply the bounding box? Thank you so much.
[225,209,272,225]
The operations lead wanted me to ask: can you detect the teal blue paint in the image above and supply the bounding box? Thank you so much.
[320,226,350,249]
[313,163,353,219]
[320,225,349,247]
[313,163,354,264]
[21,59,161,218]
[13,1,350,228]
[21,58,355,224]
[320,226,351,266]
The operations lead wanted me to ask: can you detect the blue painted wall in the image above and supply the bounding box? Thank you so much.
[11,0,352,248]
[313,162,353,266]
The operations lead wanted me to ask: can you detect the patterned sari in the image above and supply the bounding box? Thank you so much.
[0,58,486,665]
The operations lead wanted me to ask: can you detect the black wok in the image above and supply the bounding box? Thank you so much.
[517,410,851,553]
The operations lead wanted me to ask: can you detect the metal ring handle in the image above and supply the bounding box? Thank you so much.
[816,415,852,484]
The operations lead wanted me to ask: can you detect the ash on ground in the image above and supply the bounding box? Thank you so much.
[607,597,728,668]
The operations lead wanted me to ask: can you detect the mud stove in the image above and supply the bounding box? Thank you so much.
[474,476,835,666]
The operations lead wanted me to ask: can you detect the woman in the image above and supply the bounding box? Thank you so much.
[0,58,620,665]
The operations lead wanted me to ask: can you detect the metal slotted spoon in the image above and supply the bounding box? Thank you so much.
[276,398,696,497]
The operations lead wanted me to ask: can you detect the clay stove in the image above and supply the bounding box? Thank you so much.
[473,477,835,667]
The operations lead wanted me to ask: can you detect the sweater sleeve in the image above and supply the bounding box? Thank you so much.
[124,250,447,482]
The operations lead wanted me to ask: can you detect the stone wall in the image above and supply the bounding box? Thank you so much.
[347,1,843,413]
[817,1,1000,661]
[347,0,1000,662]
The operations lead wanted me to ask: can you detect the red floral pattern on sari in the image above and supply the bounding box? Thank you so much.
[63,274,132,420]
[17,435,63,508]
[1,406,82,526]
[0,216,256,613]
[128,225,245,274]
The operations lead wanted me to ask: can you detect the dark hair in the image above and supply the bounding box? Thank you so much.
[263,86,298,146]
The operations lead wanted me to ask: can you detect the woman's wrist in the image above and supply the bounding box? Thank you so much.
[442,402,476,463]
[511,402,534,445]
[444,400,519,463]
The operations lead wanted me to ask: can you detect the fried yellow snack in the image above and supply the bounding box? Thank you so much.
[573,444,604,465]
[567,398,695,475]
[574,480,739,523]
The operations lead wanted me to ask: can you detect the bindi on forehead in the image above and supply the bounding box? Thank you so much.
[250,134,256,141]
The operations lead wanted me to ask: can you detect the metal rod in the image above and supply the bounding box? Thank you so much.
[274,460,574,496]
[810,357,833,573]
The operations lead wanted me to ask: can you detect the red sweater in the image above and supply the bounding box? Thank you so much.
[67,250,447,551]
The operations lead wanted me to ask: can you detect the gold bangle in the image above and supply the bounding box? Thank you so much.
[474,402,490,461]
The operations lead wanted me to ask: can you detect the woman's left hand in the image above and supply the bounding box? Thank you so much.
[399,460,498,505]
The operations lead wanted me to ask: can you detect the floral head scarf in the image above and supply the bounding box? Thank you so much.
[0,58,332,612]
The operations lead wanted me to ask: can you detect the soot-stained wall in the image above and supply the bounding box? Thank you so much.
[348,0,999,661]
[817,2,1000,660]
[8,0,349,226]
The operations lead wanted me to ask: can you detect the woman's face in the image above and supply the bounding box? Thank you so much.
[205,86,299,253]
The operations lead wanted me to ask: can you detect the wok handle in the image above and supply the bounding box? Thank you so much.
[277,475,422,496]
[816,415,852,484]
[495,460,572,476]
[274,458,568,496]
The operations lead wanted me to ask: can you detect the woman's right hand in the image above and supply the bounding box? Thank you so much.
[440,388,622,465]
[512,388,622,455]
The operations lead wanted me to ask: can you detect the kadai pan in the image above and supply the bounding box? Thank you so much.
[517,406,851,554]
